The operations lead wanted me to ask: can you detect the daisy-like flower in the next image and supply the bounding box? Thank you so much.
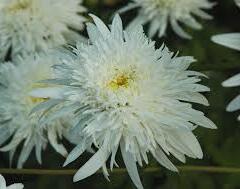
[0,175,24,189]
[211,1,240,121]
[118,0,215,39]
[0,54,70,168]
[0,0,87,60]
[32,14,216,189]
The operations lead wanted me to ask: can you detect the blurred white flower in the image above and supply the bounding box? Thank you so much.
[0,0,87,60]
[32,14,216,189]
[0,174,24,189]
[0,54,69,168]
[211,1,240,121]
[119,0,214,39]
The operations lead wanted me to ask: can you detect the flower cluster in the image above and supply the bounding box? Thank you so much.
[0,0,87,60]
[0,0,239,188]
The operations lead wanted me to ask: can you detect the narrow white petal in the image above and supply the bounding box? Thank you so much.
[48,128,68,158]
[0,175,7,189]
[63,142,86,167]
[73,146,109,182]
[226,95,240,112]
[222,73,240,87]
[212,33,240,51]
[175,130,203,159]
[89,14,110,38]
[120,141,144,189]
[170,18,192,39]
[153,147,178,172]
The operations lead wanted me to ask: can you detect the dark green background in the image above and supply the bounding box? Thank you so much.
[1,0,240,188]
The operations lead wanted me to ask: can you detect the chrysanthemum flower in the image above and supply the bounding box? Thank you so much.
[0,0,87,60]
[0,54,70,168]
[119,0,215,39]
[0,174,24,189]
[32,14,217,189]
[211,1,240,121]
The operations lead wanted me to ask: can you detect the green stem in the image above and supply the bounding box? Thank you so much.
[0,166,239,175]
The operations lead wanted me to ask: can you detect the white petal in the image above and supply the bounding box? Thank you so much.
[222,73,240,87]
[153,147,178,172]
[63,142,86,167]
[174,130,203,159]
[120,141,144,189]
[73,146,109,182]
[111,14,123,40]
[0,175,7,189]
[211,33,240,51]
[89,14,110,38]
[226,95,240,112]
[17,140,34,168]
[48,127,68,158]
[170,18,192,39]
[87,23,100,43]
[7,184,24,189]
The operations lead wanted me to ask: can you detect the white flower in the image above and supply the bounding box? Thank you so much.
[211,1,240,121]
[0,175,24,189]
[0,54,70,168]
[33,14,217,189]
[0,0,87,60]
[119,0,215,39]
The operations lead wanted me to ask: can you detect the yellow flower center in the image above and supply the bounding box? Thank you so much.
[5,0,32,13]
[108,74,130,90]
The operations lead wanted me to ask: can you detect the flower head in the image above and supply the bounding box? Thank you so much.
[119,0,214,39]
[0,0,87,60]
[0,174,24,189]
[211,1,240,121]
[33,14,217,189]
[0,54,70,168]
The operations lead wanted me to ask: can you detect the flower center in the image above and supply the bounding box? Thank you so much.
[5,0,32,13]
[108,74,130,90]
[106,67,137,91]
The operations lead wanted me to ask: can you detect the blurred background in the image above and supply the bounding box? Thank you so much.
[0,0,240,188]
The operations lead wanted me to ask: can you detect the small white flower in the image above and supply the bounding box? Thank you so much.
[119,0,215,39]
[33,14,216,189]
[211,1,240,121]
[0,54,70,168]
[0,175,24,189]
[0,0,87,60]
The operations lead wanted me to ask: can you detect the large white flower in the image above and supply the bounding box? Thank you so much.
[0,54,70,168]
[0,0,87,60]
[0,175,24,189]
[211,1,240,121]
[119,0,214,39]
[33,14,217,189]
